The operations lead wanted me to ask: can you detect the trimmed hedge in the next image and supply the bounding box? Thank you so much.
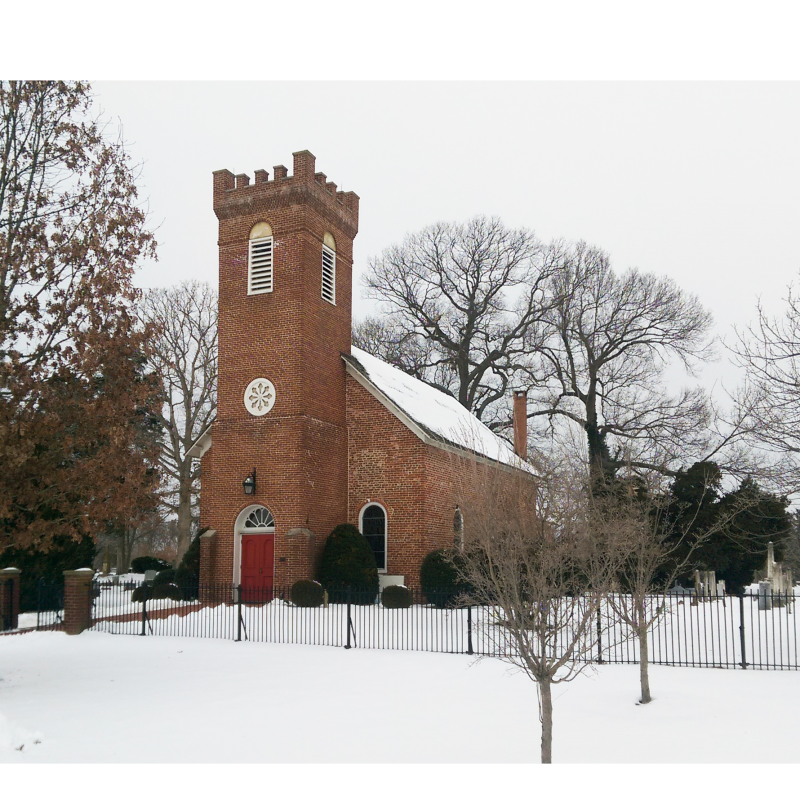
[291,580,325,608]
[381,585,412,609]
[317,523,379,603]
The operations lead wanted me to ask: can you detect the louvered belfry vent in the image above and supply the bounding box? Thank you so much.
[321,244,336,304]
[248,236,274,294]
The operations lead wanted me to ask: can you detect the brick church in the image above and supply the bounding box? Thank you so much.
[190,150,530,592]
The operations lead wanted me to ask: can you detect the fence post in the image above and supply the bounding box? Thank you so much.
[345,586,352,650]
[0,568,21,631]
[62,569,93,635]
[739,593,747,669]
[467,604,474,655]
[237,585,242,642]
[141,581,148,637]
[596,600,604,664]
[36,576,43,631]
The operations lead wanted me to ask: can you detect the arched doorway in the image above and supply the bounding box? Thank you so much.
[236,505,276,600]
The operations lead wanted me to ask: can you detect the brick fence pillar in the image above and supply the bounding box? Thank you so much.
[0,567,21,631]
[63,569,94,635]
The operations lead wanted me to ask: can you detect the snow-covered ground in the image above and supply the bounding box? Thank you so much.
[1,630,798,764]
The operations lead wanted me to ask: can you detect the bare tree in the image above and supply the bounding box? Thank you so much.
[729,284,800,492]
[454,460,618,763]
[527,241,716,480]
[360,216,557,431]
[139,282,217,562]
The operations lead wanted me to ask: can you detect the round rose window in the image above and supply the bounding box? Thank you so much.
[244,378,276,416]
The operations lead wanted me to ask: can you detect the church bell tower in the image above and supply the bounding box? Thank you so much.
[199,150,359,588]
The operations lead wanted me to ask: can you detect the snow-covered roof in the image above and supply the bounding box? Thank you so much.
[344,346,533,473]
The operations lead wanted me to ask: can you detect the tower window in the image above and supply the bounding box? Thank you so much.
[249,236,273,294]
[248,222,274,295]
[321,244,336,305]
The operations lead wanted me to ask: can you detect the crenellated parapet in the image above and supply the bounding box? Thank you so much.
[212,150,359,235]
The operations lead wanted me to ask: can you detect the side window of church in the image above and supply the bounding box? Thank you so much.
[248,235,273,295]
[361,504,386,571]
[321,243,336,305]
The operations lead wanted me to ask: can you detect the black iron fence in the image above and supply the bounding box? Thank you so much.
[89,578,799,670]
[0,577,63,633]
[597,591,798,670]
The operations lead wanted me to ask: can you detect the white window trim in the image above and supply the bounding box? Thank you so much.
[359,502,387,574]
[321,243,336,305]
[248,235,274,295]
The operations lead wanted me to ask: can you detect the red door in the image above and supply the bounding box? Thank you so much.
[241,534,275,602]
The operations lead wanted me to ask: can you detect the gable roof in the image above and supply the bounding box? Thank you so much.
[343,346,533,474]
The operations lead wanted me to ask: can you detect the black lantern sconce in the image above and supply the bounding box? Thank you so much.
[242,468,256,496]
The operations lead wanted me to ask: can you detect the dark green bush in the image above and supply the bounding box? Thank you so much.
[148,563,200,601]
[175,532,202,600]
[317,523,379,603]
[180,531,202,574]
[152,583,183,601]
[420,548,469,608]
[131,556,172,573]
[152,569,176,587]
[291,579,325,608]
[132,582,183,602]
[381,584,412,609]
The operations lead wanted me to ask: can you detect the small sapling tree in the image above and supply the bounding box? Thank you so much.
[594,463,764,704]
[454,461,618,764]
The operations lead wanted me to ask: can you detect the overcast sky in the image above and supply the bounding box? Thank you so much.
[91,81,800,394]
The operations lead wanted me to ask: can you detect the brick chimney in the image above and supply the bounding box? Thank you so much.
[513,390,528,459]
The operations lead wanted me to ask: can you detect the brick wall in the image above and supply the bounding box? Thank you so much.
[345,376,503,588]
[346,375,535,588]
[201,151,358,585]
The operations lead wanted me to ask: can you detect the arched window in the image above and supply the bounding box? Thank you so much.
[242,506,275,530]
[360,503,386,571]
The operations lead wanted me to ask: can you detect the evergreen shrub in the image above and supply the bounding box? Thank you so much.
[132,581,183,602]
[291,580,325,608]
[152,568,173,583]
[179,531,202,575]
[420,548,469,608]
[145,558,199,601]
[381,585,412,609]
[175,532,202,600]
[131,556,172,573]
[317,523,379,603]
[152,583,183,601]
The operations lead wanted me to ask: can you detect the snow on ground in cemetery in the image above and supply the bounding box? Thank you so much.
[1,630,798,764]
